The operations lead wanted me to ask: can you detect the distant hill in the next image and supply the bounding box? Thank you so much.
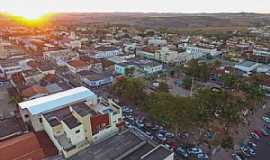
[1,12,270,29]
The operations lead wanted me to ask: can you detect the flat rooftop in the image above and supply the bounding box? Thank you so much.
[70,131,143,160]
[70,130,172,160]
[237,61,257,67]
[71,102,97,117]
[18,86,96,115]
[0,117,27,140]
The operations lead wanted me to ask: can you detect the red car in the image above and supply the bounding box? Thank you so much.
[254,130,263,137]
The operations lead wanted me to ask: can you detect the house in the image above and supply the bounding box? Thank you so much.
[18,87,123,158]
[43,49,79,66]
[148,37,167,47]
[66,59,90,73]
[21,85,49,100]
[154,47,179,63]
[38,62,55,75]
[0,133,46,160]
[94,46,121,59]
[115,62,136,75]
[21,69,45,84]
[78,70,114,87]
[143,62,163,74]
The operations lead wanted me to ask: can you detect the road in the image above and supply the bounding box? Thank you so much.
[251,136,270,160]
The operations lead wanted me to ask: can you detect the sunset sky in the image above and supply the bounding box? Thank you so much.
[0,0,269,19]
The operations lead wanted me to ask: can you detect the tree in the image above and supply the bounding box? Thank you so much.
[182,76,192,89]
[221,74,237,89]
[112,78,145,105]
[156,82,169,92]
[221,135,234,149]
[184,60,210,81]
[125,67,136,77]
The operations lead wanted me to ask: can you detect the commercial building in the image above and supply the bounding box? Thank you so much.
[18,87,123,158]
[234,60,259,73]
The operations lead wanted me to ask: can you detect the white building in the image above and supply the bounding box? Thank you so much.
[18,87,123,158]
[253,49,270,57]
[186,46,222,56]
[148,37,167,47]
[234,61,259,73]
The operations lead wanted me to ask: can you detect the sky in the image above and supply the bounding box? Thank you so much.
[0,0,269,17]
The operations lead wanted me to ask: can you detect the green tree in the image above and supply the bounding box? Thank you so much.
[182,76,192,89]
[125,67,136,77]
[221,74,237,89]
[184,60,210,81]
[112,78,145,105]
[156,82,169,92]
[221,135,234,149]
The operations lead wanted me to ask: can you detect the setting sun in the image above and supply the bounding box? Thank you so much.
[8,9,48,20]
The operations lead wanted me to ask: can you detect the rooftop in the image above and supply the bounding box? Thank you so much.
[70,130,143,160]
[19,87,96,115]
[237,61,257,67]
[78,70,112,81]
[70,130,172,160]
[71,102,97,117]
[0,117,27,140]
[62,114,81,129]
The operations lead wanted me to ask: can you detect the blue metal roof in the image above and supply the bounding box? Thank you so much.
[19,87,97,115]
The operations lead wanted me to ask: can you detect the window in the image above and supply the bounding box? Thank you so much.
[75,130,80,134]
[24,114,29,118]
[39,118,42,123]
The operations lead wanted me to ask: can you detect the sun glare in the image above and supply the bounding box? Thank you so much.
[11,10,47,20]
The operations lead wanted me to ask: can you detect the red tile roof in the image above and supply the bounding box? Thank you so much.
[0,132,45,160]
[21,85,48,98]
[68,59,88,69]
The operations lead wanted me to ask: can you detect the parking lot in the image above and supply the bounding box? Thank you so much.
[122,106,210,160]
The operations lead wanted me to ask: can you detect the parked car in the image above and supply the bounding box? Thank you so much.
[165,132,175,138]
[187,147,203,155]
[254,130,263,137]
[250,131,260,140]
[261,128,269,136]
[176,147,188,158]
[156,133,166,141]
[232,153,246,160]
[196,153,209,160]
[247,141,257,149]
[262,116,270,123]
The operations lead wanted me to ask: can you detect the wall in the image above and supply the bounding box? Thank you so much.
[62,121,85,146]
[72,109,92,142]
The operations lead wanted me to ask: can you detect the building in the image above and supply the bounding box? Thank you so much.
[95,46,121,59]
[66,59,90,73]
[154,47,179,63]
[148,37,167,47]
[70,130,174,160]
[18,87,123,158]
[78,70,114,87]
[234,61,259,73]
[43,49,79,66]
[115,62,136,75]
[115,59,163,76]
[253,49,270,57]
[186,46,222,57]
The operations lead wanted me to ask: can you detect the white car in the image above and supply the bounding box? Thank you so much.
[188,147,203,155]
